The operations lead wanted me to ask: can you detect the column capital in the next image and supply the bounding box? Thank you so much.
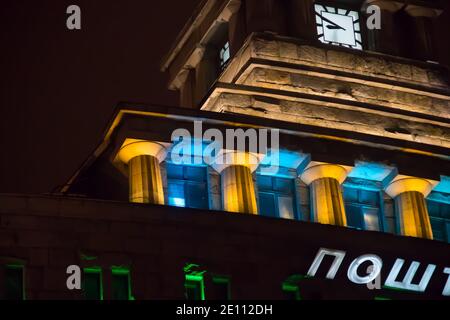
[211,150,265,173]
[362,0,403,13]
[117,139,169,165]
[300,163,350,186]
[385,176,436,198]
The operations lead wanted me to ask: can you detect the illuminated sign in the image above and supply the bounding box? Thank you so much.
[307,248,450,296]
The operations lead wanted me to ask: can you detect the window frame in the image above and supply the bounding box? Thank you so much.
[427,199,450,243]
[185,274,206,301]
[4,264,25,300]
[83,267,103,300]
[166,164,210,210]
[211,275,231,300]
[343,186,386,232]
[257,175,298,220]
[111,267,134,301]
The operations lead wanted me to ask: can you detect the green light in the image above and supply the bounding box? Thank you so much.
[375,296,392,300]
[185,274,206,301]
[282,274,309,300]
[111,267,134,300]
[5,264,25,300]
[382,285,414,293]
[6,264,24,269]
[212,275,231,300]
[184,263,207,301]
[83,267,103,300]
[111,267,130,275]
[282,283,301,300]
[184,263,201,273]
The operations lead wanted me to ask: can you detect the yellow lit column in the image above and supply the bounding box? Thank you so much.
[118,140,168,204]
[213,151,261,214]
[386,177,434,240]
[301,164,349,226]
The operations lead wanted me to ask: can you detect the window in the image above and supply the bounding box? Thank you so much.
[185,274,205,301]
[282,275,305,300]
[111,268,133,300]
[83,267,103,300]
[211,276,231,300]
[427,200,450,243]
[343,187,383,231]
[257,175,297,219]
[167,164,209,209]
[219,41,230,69]
[4,265,24,300]
[282,283,301,300]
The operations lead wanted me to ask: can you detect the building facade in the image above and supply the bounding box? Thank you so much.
[1,0,449,300]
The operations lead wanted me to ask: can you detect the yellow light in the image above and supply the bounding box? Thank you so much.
[117,139,168,165]
[301,163,349,185]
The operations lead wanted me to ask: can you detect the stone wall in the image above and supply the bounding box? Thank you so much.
[248,37,449,89]
[204,92,450,148]
[0,194,449,300]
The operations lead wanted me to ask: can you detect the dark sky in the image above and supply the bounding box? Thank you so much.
[0,0,201,194]
[0,1,449,195]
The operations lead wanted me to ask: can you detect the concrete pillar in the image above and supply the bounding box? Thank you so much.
[118,140,167,204]
[386,177,434,239]
[213,151,261,214]
[301,164,349,227]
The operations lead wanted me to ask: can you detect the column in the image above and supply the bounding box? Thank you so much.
[117,140,167,204]
[385,177,434,239]
[213,151,260,214]
[362,0,403,55]
[301,164,349,226]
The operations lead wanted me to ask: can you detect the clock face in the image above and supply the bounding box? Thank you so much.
[314,4,362,50]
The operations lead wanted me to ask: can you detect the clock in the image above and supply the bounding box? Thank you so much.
[314,3,362,50]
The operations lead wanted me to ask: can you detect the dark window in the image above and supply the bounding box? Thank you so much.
[4,265,24,300]
[112,269,132,300]
[428,200,450,243]
[282,283,300,300]
[343,187,382,231]
[257,175,297,219]
[167,164,209,209]
[185,275,205,301]
[83,268,102,300]
[211,276,231,300]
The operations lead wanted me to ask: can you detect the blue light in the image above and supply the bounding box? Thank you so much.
[433,176,450,194]
[169,197,186,207]
[168,138,211,167]
[347,162,397,183]
[258,149,309,178]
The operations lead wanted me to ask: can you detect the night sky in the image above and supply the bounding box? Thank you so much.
[0,0,201,194]
[0,1,449,195]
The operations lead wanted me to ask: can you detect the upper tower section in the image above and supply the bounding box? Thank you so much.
[161,0,447,109]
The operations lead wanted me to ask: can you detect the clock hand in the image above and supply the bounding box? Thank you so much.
[318,14,346,31]
[327,25,346,30]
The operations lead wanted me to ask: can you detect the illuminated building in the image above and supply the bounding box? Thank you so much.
[1,0,449,300]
